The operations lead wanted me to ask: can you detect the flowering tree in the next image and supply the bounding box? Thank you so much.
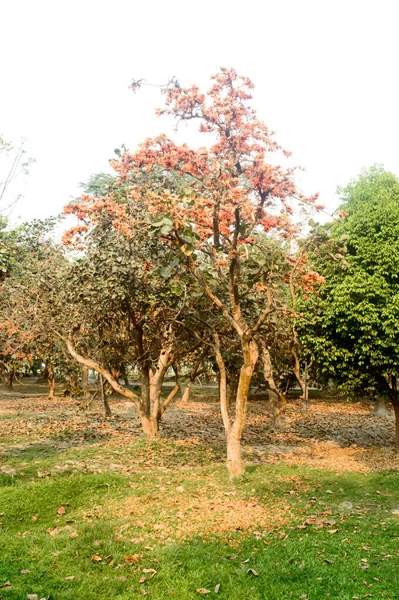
[68,69,319,475]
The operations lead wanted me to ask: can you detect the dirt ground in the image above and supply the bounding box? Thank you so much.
[0,380,398,474]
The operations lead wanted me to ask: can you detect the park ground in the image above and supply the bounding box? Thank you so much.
[0,382,399,599]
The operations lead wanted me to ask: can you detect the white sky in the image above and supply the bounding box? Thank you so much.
[1,0,398,226]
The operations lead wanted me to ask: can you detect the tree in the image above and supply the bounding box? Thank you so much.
[301,166,399,447]
[86,68,319,476]
[0,135,34,213]
[61,173,200,437]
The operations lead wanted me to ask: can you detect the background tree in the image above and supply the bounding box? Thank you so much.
[300,166,399,446]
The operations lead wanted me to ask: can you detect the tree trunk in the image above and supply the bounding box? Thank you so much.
[60,335,178,438]
[391,395,399,450]
[82,366,90,399]
[227,339,258,478]
[226,426,244,478]
[120,364,129,386]
[7,370,14,390]
[48,366,55,400]
[374,396,387,416]
[141,413,160,439]
[261,346,286,428]
[227,368,239,407]
[100,375,112,418]
[181,383,191,403]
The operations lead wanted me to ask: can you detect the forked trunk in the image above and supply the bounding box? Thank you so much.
[215,334,258,479]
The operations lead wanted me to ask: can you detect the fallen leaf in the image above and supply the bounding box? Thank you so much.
[327,529,338,534]
[142,568,157,577]
[196,589,211,595]
[247,568,259,576]
[124,555,139,564]
[139,575,147,584]
[65,576,74,580]
[0,581,12,589]
[214,583,221,593]
[27,595,38,600]
[57,506,66,515]
[92,555,102,562]
[20,570,30,574]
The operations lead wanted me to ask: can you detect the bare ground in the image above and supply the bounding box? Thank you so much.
[0,381,398,475]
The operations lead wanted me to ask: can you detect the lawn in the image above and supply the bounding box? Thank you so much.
[0,385,399,599]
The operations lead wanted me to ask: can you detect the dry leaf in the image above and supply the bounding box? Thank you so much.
[142,568,157,577]
[20,570,30,575]
[57,506,66,515]
[247,568,259,576]
[26,595,38,600]
[65,576,74,580]
[92,555,102,562]
[124,555,139,564]
[0,581,12,589]
[214,583,221,593]
[196,589,211,595]
[139,575,147,584]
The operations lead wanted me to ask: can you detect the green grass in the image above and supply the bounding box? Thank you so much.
[0,436,399,600]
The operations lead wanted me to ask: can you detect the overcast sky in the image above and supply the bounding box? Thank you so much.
[1,0,398,225]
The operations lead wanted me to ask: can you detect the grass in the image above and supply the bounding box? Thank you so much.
[0,384,398,599]
[0,435,399,600]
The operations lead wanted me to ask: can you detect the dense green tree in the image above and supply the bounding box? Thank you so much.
[300,166,399,446]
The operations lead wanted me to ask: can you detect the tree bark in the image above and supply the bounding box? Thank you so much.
[82,366,90,399]
[261,345,286,428]
[48,365,55,400]
[374,396,387,416]
[7,370,14,390]
[100,375,112,418]
[214,333,258,478]
[140,414,161,438]
[226,426,244,478]
[60,335,177,438]
[181,383,191,403]
[227,368,239,407]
